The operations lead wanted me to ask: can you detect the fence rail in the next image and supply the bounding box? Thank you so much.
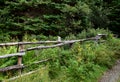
[0,34,106,47]
[0,52,25,59]
[0,34,107,73]
[0,65,24,72]
[0,41,61,46]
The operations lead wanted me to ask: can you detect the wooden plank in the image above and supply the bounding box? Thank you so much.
[0,65,24,72]
[0,52,25,59]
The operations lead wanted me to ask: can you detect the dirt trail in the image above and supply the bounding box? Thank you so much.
[99,60,120,82]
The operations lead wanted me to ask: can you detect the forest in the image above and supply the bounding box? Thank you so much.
[0,0,120,41]
[0,0,120,82]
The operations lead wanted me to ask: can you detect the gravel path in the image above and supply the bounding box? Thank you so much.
[99,60,120,82]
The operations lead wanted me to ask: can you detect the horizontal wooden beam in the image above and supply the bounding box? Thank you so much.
[26,37,96,51]
[0,52,25,59]
[5,67,46,81]
[0,65,24,72]
[0,41,61,47]
[33,58,51,64]
[0,34,106,47]
[0,58,50,72]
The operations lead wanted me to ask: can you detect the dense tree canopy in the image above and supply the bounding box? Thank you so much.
[107,0,120,35]
[0,0,119,41]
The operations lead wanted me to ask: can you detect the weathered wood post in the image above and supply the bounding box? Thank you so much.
[17,44,24,75]
[18,56,22,66]
[94,34,107,45]
[94,34,102,45]
[58,36,61,42]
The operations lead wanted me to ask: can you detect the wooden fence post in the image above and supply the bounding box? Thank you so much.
[17,44,24,75]
[18,56,22,65]
[58,36,61,42]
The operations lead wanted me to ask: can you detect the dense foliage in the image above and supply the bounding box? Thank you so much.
[107,0,120,35]
[0,0,120,81]
[1,0,119,41]
[0,30,120,81]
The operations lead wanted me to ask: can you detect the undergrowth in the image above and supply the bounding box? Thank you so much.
[0,29,120,82]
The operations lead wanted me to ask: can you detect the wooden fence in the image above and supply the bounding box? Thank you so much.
[0,34,106,73]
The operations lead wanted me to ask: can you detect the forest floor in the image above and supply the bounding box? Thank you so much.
[99,60,120,82]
